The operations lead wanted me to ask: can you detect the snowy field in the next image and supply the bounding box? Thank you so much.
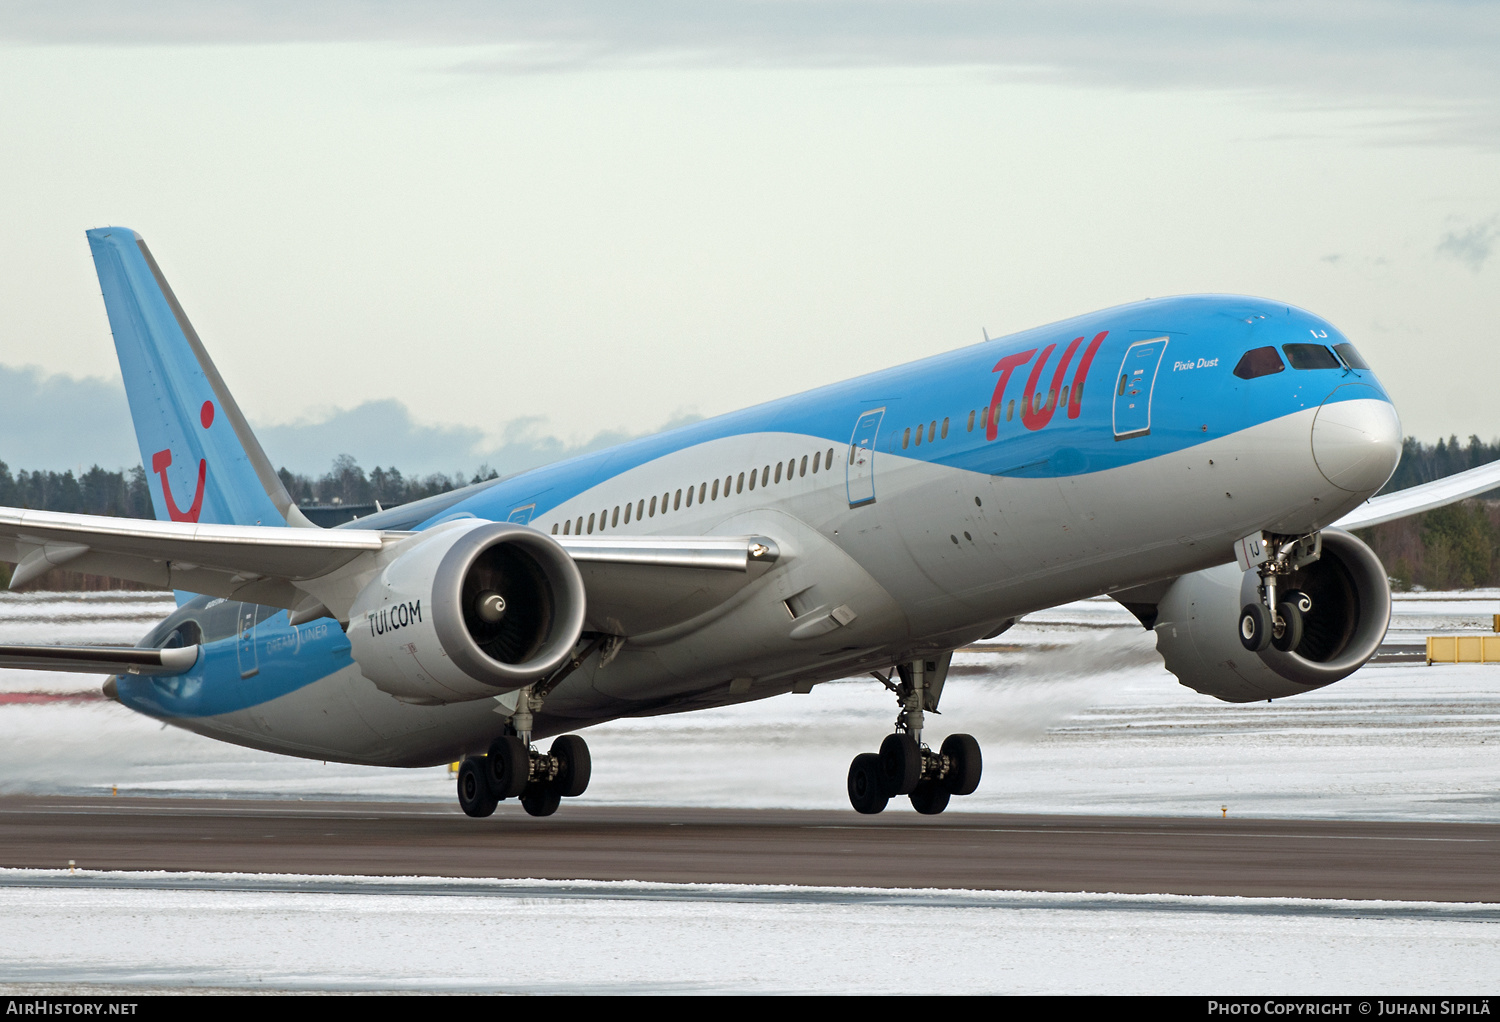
[2,589,1498,993]
[0,589,1496,821]
[2,871,1498,994]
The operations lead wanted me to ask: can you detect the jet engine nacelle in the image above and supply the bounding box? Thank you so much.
[1152,528,1390,703]
[347,521,587,705]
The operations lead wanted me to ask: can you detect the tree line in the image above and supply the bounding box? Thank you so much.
[4,438,1500,591]
[0,454,498,518]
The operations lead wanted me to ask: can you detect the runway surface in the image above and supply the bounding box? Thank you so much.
[3,796,1497,903]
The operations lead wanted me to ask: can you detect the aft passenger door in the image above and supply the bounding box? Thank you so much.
[847,407,885,507]
[1113,337,1169,440]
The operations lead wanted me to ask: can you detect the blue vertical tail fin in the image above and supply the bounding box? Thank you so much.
[86,227,314,531]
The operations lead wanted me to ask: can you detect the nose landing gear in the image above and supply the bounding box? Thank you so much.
[846,655,983,815]
[1237,532,1320,655]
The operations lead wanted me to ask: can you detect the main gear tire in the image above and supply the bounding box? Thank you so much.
[939,733,982,796]
[847,753,889,815]
[550,734,591,798]
[909,780,951,815]
[487,735,531,799]
[457,758,499,818]
[879,732,922,796]
[519,780,563,818]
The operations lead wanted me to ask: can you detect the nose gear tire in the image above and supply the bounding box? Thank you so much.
[1239,603,1271,652]
[1272,601,1304,653]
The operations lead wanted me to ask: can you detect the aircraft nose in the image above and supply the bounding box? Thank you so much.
[1311,384,1402,493]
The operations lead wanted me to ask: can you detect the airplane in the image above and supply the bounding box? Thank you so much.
[4,226,1499,818]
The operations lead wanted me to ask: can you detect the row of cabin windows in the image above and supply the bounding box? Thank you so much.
[899,385,1074,451]
[550,446,839,535]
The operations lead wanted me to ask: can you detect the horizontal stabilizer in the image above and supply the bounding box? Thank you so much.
[0,643,200,676]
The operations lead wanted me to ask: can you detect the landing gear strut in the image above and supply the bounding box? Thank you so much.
[1237,532,1320,654]
[846,654,982,816]
[456,635,610,819]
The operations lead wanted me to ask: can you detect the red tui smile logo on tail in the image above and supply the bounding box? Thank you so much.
[151,400,213,523]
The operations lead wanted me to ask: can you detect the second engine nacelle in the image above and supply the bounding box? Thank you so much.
[1151,528,1391,703]
[348,520,587,704]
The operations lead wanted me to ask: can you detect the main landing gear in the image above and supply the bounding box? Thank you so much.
[847,655,982,815]
[457,635,611,818]
[1238,532,1320,655]
[457,733,591,819]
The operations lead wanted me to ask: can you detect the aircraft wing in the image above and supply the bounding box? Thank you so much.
[0,505,776,636]
[0,643,200,676]
[1332,460,1500,530]
[0,505,390,607]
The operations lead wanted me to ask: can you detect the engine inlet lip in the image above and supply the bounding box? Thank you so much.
[431,522,588,690]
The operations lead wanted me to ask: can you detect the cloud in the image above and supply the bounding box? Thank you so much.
[0,365,138,471]
[0,364,694,479]
[3,1,1499,146]
[1436,216,1499,271]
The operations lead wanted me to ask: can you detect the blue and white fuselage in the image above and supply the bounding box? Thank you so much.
[117,292,1399,767]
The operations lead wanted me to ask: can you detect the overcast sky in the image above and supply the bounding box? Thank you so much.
[1,2,1497,476]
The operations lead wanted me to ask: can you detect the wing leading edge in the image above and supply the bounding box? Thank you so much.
[1332,459,1500,530]
[0,505,779,637]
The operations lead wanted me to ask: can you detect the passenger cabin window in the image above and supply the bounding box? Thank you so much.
[1233,346,1285,380]
[1334,343,1370,370]
[1282,343,1340,370]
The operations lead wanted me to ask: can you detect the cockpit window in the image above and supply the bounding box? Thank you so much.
[1233,346,1285,380]
[1282,343,1341,370]
[1333,343,1369,370]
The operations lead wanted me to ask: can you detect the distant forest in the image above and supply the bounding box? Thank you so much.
[2,439,1500,591]
[0,454,497,520]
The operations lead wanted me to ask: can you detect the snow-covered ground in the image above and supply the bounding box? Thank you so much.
[1,590,1497,821]
[1,870,1497,994]
[3,590,1499,993]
